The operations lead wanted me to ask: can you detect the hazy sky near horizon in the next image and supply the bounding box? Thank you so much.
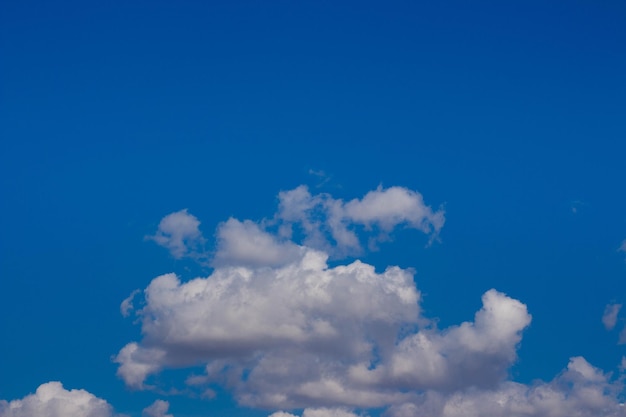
[1,1,626,416]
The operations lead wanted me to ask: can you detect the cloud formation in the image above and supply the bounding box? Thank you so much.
[142,400,173,417]
[271,357,626,417]
[213,218,304,268]
[116,185,526,408]
[117,184,625,416]
[603,303,622,331]
[115,247,421,396]
[0,382,122,417]
[386,357,625,417]
[146,209,205,259]
[276,185,445,256]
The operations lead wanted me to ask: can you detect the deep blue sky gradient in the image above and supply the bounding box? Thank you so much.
[1,1,625,416]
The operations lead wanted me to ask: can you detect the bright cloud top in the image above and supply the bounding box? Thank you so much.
[0,382,122,417]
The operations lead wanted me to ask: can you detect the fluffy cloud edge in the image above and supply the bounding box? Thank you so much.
[0,382,124,417]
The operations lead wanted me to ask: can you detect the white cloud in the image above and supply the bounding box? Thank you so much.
[276,185,444,256]
[142,400,172,417]
[603,303,622,331]
[619,240,626,253]
[0,382,123,417]
[213,218,305,268]
[349,289,531,392]
[115,343,166,389]
[120,289,140,317]
[343,186,444,233]
[386,357,626,417]
[115,248,421,395]
[121,185,625,416]
[115,251,533,409]
[147,209,205,259]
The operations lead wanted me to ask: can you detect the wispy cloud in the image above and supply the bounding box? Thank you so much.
[603,303,622,331]
[308,169,333,188]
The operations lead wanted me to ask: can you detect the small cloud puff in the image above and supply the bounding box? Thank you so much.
[146,209,205,260]
[142,400,173,417]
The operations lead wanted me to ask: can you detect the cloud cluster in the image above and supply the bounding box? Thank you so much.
[116,186,524,408]
[386,356,625,417]
[275,357,626,417]
[275,185,445,256]
[116,185,625,417]
[0,382,121,417]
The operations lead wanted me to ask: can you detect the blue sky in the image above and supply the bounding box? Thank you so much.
[1,1,625,416]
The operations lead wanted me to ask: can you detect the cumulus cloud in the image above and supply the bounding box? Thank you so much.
[142,400,172,417]
[603,303,622,331]
[120,185,625,416]
[146,209,205,259]
[213,218,304,268]
[0,382,123,417]
[276,185,444,256]
[115,255,532,409]
[115,248,421,396]
[348,289,531,393]
[386,357,626,417]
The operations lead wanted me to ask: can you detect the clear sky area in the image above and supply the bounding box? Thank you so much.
[1,1,626,416]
